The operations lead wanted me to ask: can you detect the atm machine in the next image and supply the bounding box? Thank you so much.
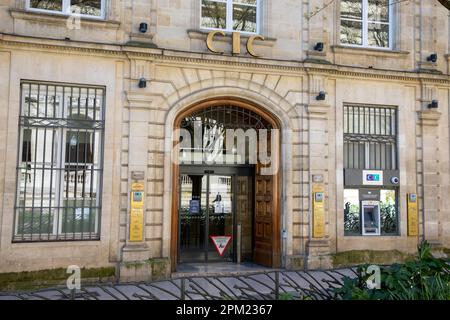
[361,200,381,236]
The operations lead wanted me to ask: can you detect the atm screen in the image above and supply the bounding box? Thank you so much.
[363,204,380,234]
[364,207,377,226]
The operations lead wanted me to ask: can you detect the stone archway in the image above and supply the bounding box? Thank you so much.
[169,97,285,271]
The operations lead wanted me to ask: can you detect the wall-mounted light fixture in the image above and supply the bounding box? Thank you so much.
[138,78,147,88]
[427,53,438,63]
[139,22,148,33]
[428,100,438,109]
[316,91,326,101]
[314,42,324,52]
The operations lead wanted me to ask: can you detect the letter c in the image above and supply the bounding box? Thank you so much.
[247,35,265,57]
[206,30,226,54]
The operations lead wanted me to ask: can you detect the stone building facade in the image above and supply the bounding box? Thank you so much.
[0,0,449,282]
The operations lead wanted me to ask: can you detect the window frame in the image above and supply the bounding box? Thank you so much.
[339,0,394,50]
[343,104,398,171]
[343,187,400,237]
[199,0,261,35]
[14,81,105,242]
[25,0,106,20]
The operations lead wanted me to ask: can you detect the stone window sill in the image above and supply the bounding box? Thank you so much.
[331,45,409,58]
[187,29,277,47]
[10,9,121,30]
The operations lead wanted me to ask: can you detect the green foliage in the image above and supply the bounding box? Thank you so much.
[344,205,360,234]
[380,202,397,234]
[279,292,294,300]
[333,241,450,300]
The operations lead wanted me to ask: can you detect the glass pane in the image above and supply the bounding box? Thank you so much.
[30,0,63,11]
[179,175,207,262]
[208,175,233,261]
[201,0,227,29]
[358,142,365,169]
[22,84,62,119]
[233,4,257,32]
[17,128,58,208]
[71,0,102,16]
[16,208,54,235]
[344,189,360,235]
[368,0,389,22]
[340,0,362,20]
[340,20,362,45]
[368,23,389,47]
[61,200,97,233]
[380,189,397,234]
[65,130,94,164]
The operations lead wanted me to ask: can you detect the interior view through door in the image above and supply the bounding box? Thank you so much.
[173,103,280,270]
[178,167,254,264]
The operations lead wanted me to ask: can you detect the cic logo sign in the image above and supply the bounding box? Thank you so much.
[366,174,380,182]
[206,31,265,57]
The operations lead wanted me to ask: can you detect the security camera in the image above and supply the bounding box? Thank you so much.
[390,176,399,185]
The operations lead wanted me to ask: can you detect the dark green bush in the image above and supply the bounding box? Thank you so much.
[333,241,450,300]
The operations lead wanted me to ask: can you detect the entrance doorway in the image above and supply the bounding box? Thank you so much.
[178,166,254,264]
[171,98,281,271]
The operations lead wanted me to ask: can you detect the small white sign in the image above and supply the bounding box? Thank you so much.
[214,201,224,214]
[363,170,383,186]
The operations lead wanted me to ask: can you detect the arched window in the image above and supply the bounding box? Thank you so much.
[180,105,273,165]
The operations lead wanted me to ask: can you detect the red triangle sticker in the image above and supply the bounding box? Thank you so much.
[210,236,232,256]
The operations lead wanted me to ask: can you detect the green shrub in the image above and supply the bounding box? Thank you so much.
[333,241,450,300]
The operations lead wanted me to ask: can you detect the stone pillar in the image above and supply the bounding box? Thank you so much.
[119,91,153,282]
[305,72,332,269]
[418,109,442,245]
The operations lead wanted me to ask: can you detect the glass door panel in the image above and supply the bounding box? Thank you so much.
[207,175,234,262]
[179,174,207,263]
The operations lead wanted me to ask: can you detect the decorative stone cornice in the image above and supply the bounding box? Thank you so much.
[331,45,410,58]
[418,110,442,127]
[0,33,449,86]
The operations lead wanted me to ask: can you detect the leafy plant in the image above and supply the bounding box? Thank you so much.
[380,202,397,234]
[344,203,360,234]
[333,241,450,300]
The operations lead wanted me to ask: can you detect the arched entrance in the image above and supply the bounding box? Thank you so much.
[170,98,281,271]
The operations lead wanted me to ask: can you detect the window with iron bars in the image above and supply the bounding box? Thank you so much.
[344,104,397,170]
[14,81,105,242]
